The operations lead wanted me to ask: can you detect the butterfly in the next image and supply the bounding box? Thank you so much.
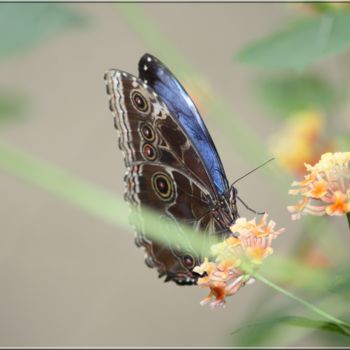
[104,53,239,285]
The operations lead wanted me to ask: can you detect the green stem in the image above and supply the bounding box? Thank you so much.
[254,272,350,328]
[347,213,350,232]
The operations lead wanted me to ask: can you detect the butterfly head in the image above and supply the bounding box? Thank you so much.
[214,186,239,230]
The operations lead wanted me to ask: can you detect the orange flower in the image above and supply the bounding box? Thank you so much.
[306,179,328,198]
[246,246,273,265]
[194,214,284,308]
[288,152,350,220]
[326,191,350,216]
[269,110,334,176]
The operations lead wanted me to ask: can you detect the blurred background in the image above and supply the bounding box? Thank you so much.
[0,2,350,347]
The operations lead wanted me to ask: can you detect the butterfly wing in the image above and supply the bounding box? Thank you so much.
[105,69,225,285]
[138,53,229,196]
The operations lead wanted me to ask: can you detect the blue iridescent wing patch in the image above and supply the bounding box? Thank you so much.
[138,53,229,196]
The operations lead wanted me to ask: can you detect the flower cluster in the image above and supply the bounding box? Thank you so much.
[194,214,284,308]
[269,110,333,176]
[288,152,350,220]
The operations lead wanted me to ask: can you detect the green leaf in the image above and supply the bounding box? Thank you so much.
[231,315,281,346]
[328,269,350,303]
[0,93,27,125]
[0,142,216,258]
[235,10,350,70]
[259,255,332,290]
[282,316,350,337]
[231,316,350,346]
[0,3,86,61]
[336,134,350,151]
[255,73,338,117]
[308,3,350,14]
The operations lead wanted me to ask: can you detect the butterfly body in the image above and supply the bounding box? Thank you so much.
[105,54,238,285]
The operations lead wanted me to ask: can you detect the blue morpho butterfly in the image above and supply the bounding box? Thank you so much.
[104,53,257,285]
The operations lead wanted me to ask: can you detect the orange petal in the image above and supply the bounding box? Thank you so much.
[287,197,308,214]
[325,191,350,216]
[306,179,328,199]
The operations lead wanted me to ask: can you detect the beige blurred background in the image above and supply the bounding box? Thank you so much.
[0,3,343,347]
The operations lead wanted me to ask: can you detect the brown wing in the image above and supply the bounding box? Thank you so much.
[104,69,224,285]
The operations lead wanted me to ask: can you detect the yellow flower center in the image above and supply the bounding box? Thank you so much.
[246,246,273,264]
[326,191,350,215]
[308,180,328,198]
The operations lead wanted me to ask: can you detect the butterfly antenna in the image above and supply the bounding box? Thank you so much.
[230,158,274,216]
[231,157,275,186]
[237,196,265,215]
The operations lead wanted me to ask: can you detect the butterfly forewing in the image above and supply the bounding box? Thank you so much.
[138,53,229,196]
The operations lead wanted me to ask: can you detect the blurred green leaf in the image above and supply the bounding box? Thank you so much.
[282,316,350,337]
[0,142,216,258]
[235,10,350,70]
[336,134,350,151]
[231,316,350,346]
[260,255,332,290]
[255,73,338,117]
[231,314,283,346]
[308,3,350,14]
[0,3,86,61]
[0,93,27,125]
[328,268,350,303]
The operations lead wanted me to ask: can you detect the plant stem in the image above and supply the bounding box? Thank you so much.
[254,272,350,328]
[347,213,350,232]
